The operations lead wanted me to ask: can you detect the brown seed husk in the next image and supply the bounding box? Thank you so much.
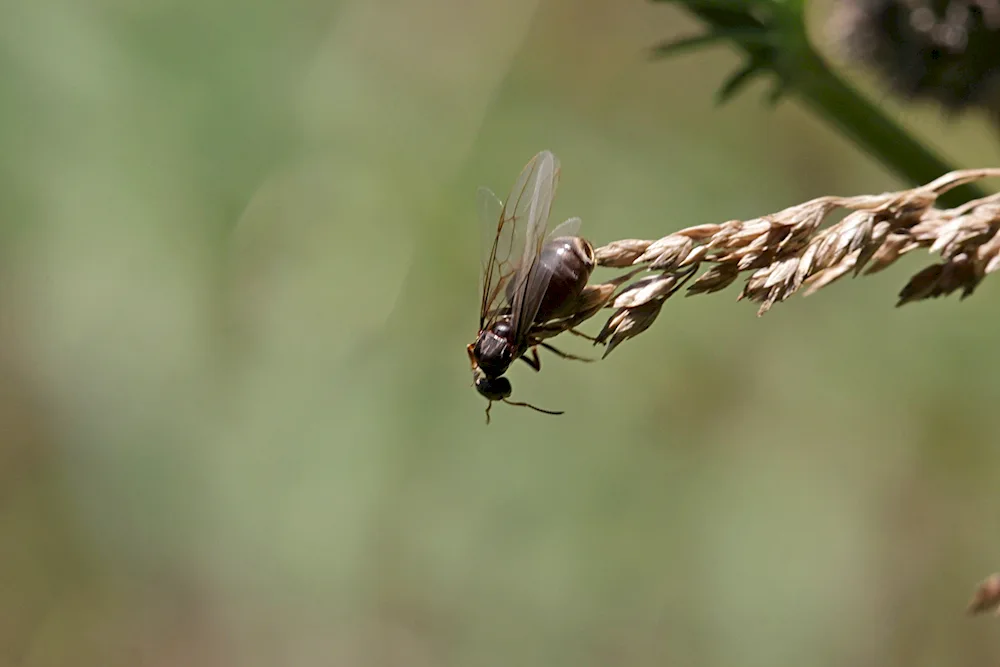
[582,168,1000,354]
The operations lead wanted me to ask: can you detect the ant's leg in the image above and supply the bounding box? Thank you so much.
[566,328,599,342]
[539,341,594,363]
[519,348,542,372]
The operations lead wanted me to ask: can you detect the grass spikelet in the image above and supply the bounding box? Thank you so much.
[591,168,1000,355]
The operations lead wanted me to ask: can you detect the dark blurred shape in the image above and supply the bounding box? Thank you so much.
[831,0,1000,118]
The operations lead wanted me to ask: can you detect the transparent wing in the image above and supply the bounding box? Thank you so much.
[507,151,561,341]
[547,216,581,240]
[477,185,509,328]
[476,151,561,334]
[505,215,585,330]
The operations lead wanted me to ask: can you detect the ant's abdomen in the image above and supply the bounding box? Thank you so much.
[533,236,595,322]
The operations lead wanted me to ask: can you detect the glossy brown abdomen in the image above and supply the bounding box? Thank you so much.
[532,236,595,322]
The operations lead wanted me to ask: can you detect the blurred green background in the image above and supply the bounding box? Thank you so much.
[2,0,1000,665]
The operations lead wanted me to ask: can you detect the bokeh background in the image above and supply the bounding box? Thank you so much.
[2,0,999,665]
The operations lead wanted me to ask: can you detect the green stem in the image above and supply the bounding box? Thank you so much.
[680,4,989,208]
[795,49,985,208]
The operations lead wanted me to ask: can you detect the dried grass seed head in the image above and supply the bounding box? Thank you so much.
[586,168,1000,355]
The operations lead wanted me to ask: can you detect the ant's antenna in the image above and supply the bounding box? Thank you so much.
[502,399,564,416]
[483,399,564,425]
